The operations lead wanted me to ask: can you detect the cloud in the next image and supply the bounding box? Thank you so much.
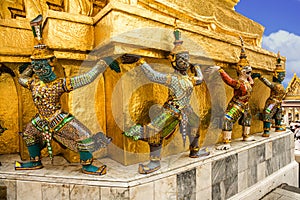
[262,30,300,87]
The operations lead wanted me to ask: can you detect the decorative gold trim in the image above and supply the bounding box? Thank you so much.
[150,155,161,161]
[137,0,261,45]
[223,131,232,144]
[80,158,93,165]
[30,156,41,162]
[189,146,200,152]
[137,58,146,65]
[223,139,231,144]
[285,73,299,95]
[234,80,241,89]
[166,74,172,85]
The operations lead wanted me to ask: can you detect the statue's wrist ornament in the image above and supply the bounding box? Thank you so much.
[137,58,146,65]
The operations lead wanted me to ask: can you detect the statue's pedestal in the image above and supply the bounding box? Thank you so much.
[0,131,297,200]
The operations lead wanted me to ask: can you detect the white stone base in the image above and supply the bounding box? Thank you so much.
[229,161,299,200]
[0,131,297,200]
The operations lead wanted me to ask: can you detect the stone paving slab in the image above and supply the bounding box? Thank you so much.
[261,184,300,200]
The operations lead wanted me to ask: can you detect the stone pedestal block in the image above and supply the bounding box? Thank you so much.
[0,131,297,200]
[0,181,7,200]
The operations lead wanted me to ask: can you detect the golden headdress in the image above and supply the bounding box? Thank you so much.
[273,51,285,80]
[30,15,55,60]
[170,29,189,55]
[237,36,250,73]
[168,28,189,66]
[275,51,285,72]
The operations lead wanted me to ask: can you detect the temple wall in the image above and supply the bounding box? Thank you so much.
[0,73,19,154]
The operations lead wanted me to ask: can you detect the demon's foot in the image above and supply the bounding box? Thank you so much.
[189,147,210,158]
[82,164,107,175]
[243,135,255,141]
[138,161,161,174]
[216,143,231,150]
[15,160,43,170]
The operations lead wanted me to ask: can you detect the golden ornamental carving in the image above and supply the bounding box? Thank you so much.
[0,0,108,19]
[285,73,300,99]
[138,0,262,46]
[0,0,25,19]
[228,0,240,9]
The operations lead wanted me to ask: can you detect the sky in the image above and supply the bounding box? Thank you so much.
[235,0,300,87]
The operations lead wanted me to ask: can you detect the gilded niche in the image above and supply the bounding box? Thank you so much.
[0,65,19,154]
[0,0,108,19]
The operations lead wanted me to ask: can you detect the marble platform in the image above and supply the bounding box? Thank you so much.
[0,131,298,200]
[261,184,300,199]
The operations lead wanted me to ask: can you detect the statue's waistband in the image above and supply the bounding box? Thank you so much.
[31,110,74,132]
[232,98,249,108]
[269,97,283,104]
[163,103,181,117]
